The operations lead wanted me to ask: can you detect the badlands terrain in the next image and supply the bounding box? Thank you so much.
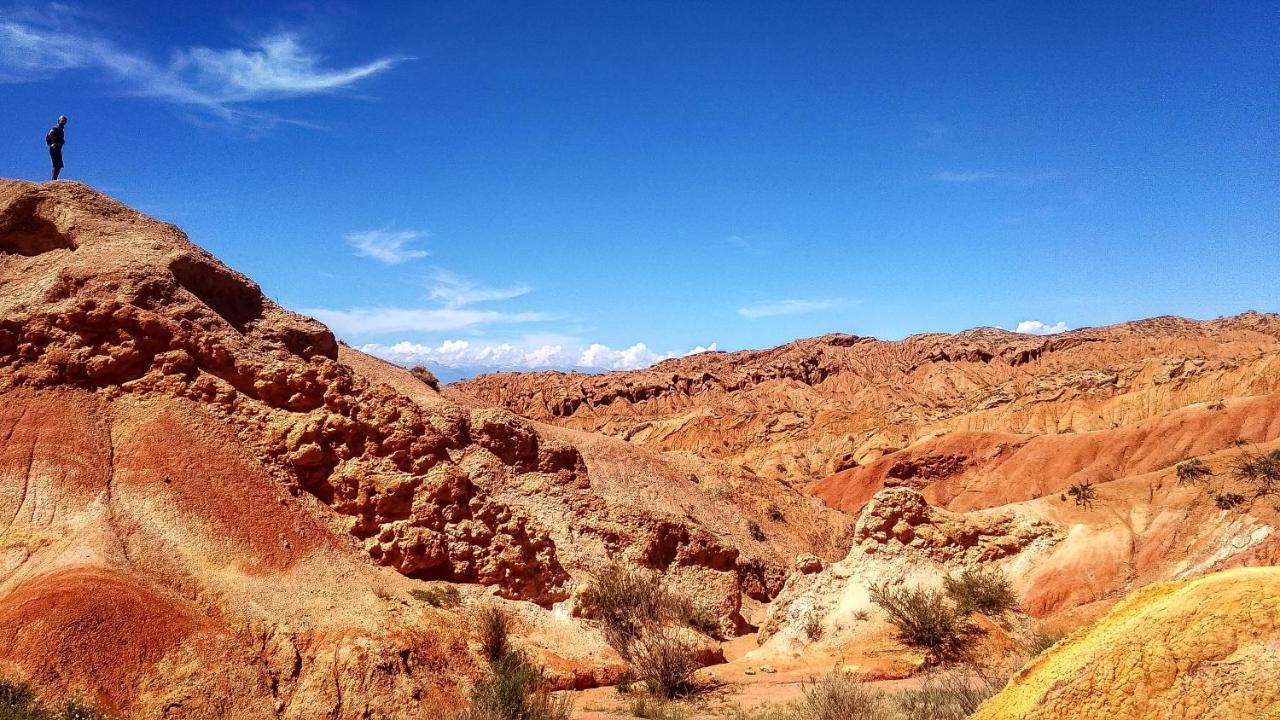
[1,179,1278,719]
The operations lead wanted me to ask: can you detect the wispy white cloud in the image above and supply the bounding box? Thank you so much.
[738,298,842,320]
[933,170,1002,184]
[305,307,546,335]
[428,269,531,308]
[361,339,718,372]
[1015,320,1069,335]
[346,228,429,264]
[0,13,403,120]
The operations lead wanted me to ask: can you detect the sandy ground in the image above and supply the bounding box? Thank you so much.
[568,634,921,719]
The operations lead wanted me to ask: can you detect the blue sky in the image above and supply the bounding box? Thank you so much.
[2,1,1277,376]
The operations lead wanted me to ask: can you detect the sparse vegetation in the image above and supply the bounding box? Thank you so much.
[1207,400,1227,411]
[792,670,889,720]
[626,625,701,699]
[943,567,1019,617]
[1214,492,1247,510]
[747,520,766,542]
[477,605,514,663]
[410,584,463,608]
[1175,458,1213,485]
[1066,480,1098,508]
[1231,437,1250,448]
[466,650,572,720]
[579,563,712,698]
[766,504,785,522]
[1183,448,1280,511]
[1231,448,1280,499]
[800,609,824,641]
[0,680,104,720]
[894,667,1004,720]
[868,582,980,664]
[627,695,688,720]
[1025,629,1064,657]
[409,365,440,390]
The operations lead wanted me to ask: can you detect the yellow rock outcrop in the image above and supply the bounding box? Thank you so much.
[973,567,1280,720]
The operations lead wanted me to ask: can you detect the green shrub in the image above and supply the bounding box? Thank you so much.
[477,605,514,664]
[627,695,688,720]
[410,584,463,608]
[800,610,824,641]
[868,582,980,663]
[943,567,1019,617]
[579,563,667,650]
[0,680,104,720]
[626,626,700,699]
[468,651,572,720]
[895,669,1000,720]
[793,670,889,720]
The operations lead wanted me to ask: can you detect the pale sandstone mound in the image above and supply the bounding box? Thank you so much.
[972,567,1280,720]
[0,179,826,714]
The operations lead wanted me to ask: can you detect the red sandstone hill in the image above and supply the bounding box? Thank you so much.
[0,180,842,717]
[451,314,1280,489]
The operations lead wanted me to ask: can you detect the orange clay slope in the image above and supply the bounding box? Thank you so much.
[0,179,853,716]
[972,567,1280,720]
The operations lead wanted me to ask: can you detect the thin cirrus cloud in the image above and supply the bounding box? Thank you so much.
[361,339,719,372]
[1015,320,1070,335]
[428,269,532,308]
[0,13,403,119]
[346,228,429,264]
[304,307,548,335]
[738,298,842,320]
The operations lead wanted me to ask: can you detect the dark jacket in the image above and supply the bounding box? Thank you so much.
[46,126,65,147]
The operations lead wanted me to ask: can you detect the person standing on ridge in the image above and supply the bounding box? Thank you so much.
[46,115,67,180]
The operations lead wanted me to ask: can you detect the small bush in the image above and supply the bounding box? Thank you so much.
[895,668,1001,720]
[477,605,514,663]
[943,567,1019,617]
[1025,629,1064,657]
[663,594,722,639]
[1176,458,1213,486]
[1231,438,1250,448]
[0,680,104,720]
[868,582,980,663]
[1214,492,1247,510]
[1207,400,1227,411]
[579,563,667,650]
[614,671,636,695]
[1232,449,1280,499]
[793,670,889,720]
[627,625,701,699]
[1066,480,1098,508]
[468,651,572,720]
[747,521,766,542]
[627,695,688,720]
[766,505,785,522]
[411,584,463,608]
[409,365,440,390]
[800,610,824,641]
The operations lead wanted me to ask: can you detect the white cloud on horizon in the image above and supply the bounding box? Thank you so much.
[305,307,547,334]
[361,339,718,372]
[346,229,429,264]
[1015,320,1070,335]
[428,269,531,308]
[738,298,841,320]
[0,15,402,119]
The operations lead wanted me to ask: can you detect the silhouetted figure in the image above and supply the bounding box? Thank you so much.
[46,116,67,180]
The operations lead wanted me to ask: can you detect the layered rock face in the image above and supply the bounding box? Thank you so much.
[453,316,1280,487]
[0,180,828,715]
[972,567,1280,720]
